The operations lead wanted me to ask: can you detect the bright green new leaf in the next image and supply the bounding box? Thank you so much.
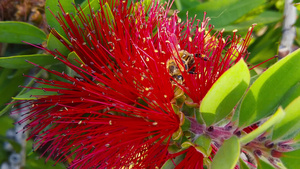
[47,32,71,56]
[240,107,285,145]
[211,136,240,169]
[272,97,300,141]
[239,49,300,127]
[45,0,75,38]
[102,2,115,25]
[281,149,300,169]
[0,21,46,44]
[0,54,60,69]
[200,59,250,126]
[142,0,152,11]
[174,0,182,11]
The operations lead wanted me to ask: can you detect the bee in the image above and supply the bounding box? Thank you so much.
[166,34,209,84]
[167,50,208,84]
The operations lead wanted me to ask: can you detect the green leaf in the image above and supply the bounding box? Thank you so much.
[73,1,114,30]
[194,134,212,156]
[179,0,265,29]
[47,32,71,56]
[180,0,201,10]
[239,49,300,127]
[45,0,75,38]
[0,54,60,69]
[0,69,26,112]
[200,59,250,126]
[174,0,183,11]
[247,26,280,68]
[73,0,101,29]
[0,21,46,44]
[281,149,300,169]
[68,51,84,66]
[0,115,14,135]
[239,158,250,169]
[222,11,283,32]
[240,107,285,145]
[161,154,184,169]
[12,85,59,100]
[103,2,115,25]
[0,67,48,117]
[272,97,300,141]
[211,136,240,169]
[280,82,300,108]
[257,157,276,169]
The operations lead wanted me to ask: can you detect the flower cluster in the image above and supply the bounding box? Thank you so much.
[17,0,255,168]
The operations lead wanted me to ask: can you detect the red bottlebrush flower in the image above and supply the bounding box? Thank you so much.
[14,0,256,168]
[17,1,180,168]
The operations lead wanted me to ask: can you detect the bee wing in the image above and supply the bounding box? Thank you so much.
[169,33,181,51]
[168,34,182,60]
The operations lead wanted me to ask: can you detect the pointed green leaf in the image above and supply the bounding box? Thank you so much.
[240,107,285,145]
[47,32,71,56]
[68,51,84,67]
[0,21,46,44]
[45,0,75,38]
[0,54,59,69]
[102,2,115,25]
[200,59,250,126]
[12,85,60,100]
[239,49,300,127]
[174,0,182,10]
[272,97,300,141]
[281,149,300,169]
[211,136,240,169]
[73,0,101,29]
[293,131,300,142]
[73,1,114,30]
[257,158,276,169]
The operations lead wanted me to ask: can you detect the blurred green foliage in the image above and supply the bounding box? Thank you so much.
[0,0,299,168]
